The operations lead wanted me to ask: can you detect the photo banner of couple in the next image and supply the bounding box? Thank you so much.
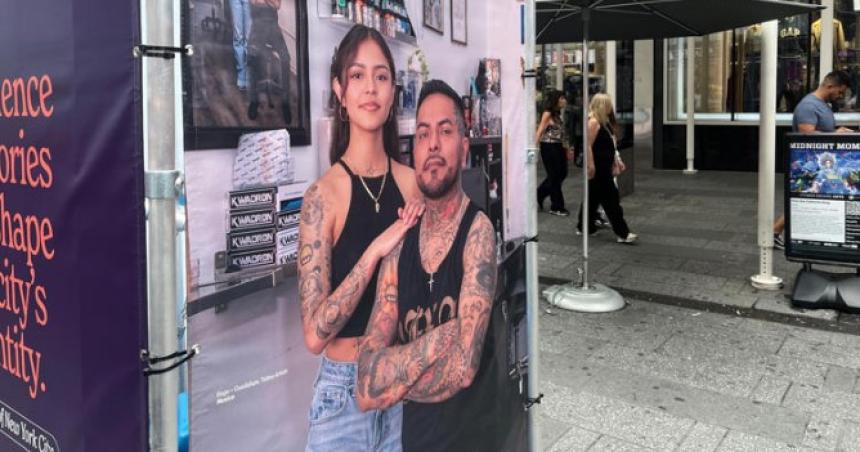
[182,1,533,451]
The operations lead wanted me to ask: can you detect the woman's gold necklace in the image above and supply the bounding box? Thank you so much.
[356,168,387,213]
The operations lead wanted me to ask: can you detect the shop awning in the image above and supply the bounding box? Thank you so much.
[536,0,823,43]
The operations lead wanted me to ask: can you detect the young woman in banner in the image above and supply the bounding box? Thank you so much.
[297,25,423,451]
[577,93,638,243]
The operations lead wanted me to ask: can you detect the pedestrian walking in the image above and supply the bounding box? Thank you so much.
[577,93,637,243]
[536,90,572,216]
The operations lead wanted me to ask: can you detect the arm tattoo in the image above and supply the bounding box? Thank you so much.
[357,243,461,409]
[298,182,380,351]
[313,260,367,340]
[405,214,497,403]
[357,215,497,408]
[301,184,323,226]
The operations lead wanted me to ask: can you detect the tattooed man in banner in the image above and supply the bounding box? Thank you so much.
[356,79,498,452]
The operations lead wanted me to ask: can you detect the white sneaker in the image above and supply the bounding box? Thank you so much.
[617,233,638,244]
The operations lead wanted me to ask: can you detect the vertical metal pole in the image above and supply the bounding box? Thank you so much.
[555,44,565,90]
[581,9,591,289]
[523,2,541,451]
[751,20,783,290]
[606,40,617,101]
[821,0,834,80]
[142,0,180,449]
[684,37,697,174]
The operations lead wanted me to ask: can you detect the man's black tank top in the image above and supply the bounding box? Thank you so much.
[396,201,497,452]
[331,158,404,338]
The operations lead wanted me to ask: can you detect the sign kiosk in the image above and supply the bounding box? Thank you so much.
[785,133,860,312]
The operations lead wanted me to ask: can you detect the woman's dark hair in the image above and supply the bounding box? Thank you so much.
[542,89,565,119]
[329,25,400,165]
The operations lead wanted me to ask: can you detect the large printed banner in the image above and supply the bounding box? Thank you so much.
[0,0,148,450]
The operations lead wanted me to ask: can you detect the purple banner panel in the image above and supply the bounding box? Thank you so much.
[0,0,148,450]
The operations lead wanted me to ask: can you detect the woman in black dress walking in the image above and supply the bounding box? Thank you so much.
[577,93,637,243]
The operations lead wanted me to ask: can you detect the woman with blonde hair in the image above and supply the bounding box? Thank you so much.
[576,93,637,243]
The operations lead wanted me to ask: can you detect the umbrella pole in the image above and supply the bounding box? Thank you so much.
[543,7,625,313]
[582,17,590,289]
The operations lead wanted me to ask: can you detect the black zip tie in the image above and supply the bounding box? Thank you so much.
[525,235,539,244]
[133,44,193,60]
[524,393,544,409]
[522,69,537,79]
[142,344,200,377]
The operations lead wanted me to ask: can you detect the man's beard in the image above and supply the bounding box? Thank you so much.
[418,161,460,199]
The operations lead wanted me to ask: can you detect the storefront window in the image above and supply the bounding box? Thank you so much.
[833,0,860,112]
[664,1,844,122]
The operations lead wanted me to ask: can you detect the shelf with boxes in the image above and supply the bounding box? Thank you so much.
[223,185,302,276]
[317,0,417,47]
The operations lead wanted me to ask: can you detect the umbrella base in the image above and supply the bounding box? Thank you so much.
[543,283,626,313]
[750,273,783,290]
[682,169,698,175]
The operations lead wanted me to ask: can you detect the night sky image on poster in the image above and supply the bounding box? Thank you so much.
[789,149,860,196]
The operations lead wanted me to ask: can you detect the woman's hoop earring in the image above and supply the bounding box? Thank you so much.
[338,106,349,122]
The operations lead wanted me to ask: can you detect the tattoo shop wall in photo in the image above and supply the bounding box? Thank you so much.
[183,0,311,149]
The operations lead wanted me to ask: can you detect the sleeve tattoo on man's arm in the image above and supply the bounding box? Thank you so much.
[406,215,497,403]
[356,241,463,410]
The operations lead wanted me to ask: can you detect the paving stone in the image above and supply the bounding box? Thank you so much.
[579,364,808,444]
[676,423,728,452]
[545,424,600,452]
[589,342,760,397]
[829,333,860,353]
[541,381,694,450]
[540,414,579,451]
[779,337,860,370]
[838,421,860,452]
[540,312,673,352]
[659,335,829,393]
[588,435,654,451]
[687,261,759,281]
[783,383,860,423]
[716,431,806,451]
[540,329,607,356]
[824,366,859,394]
[760,356,828,388]
[611,265,729,291]
[750,377,791,405]
[539,260,579,281]
[801,416,842,450]
[540,350,601,391]
[704,240,761,256]
[667,321,785,355]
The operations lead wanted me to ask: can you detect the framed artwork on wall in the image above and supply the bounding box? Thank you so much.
[451,0,466,44]
[423,0,444,34]
[183,0,311,149]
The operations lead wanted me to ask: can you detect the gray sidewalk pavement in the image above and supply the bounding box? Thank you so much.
[539,297,860,451]
[536,148,860,331]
